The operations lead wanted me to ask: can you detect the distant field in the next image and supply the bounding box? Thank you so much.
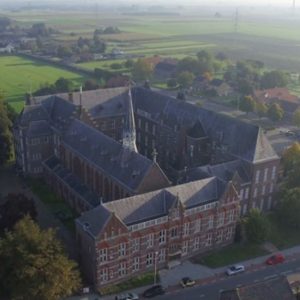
[0,55,87,112]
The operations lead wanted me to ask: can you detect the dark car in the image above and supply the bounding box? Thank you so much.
[180,277,196,288]
[266,253,285,265]
[142,285,165,298]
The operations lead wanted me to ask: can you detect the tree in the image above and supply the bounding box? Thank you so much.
[124,59,135,69]
[177,57,199,74]
[293,109,300,127]
[276,188,300,229]
[132,58,153,82]
[83,79,100,91]
[177,71,195,89]
[167,78,177,88]
[0,193,37,233]
[196,50,214,73]
[261,70,289,89]
[255,102,268,118]
[57,45,73,58]
[267,103,284,121]
[0,216,81,299]
[54,77,73,93]
[282,142,300,173]
[30,23,49,37]
[0,98,12,166]
[245,209,270,244]
[0,17,11,31]
[239,95,256,114]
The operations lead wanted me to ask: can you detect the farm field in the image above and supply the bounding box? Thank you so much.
[0,55,87,112]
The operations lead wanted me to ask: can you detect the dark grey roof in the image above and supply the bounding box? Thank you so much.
[18,105,49,127]
[133,87,278,163]
[187,120,206,138]
[63,119,162,192]
[77,177,224,238]
[43,156,100,207]
[188,160,251,184]
[27,120,52,137]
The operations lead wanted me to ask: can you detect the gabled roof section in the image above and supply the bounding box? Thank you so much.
[18,104,49,127]
[63,119,161,192]
[252,128,279,163]
[80,178,222,234]
[187,120,206,138]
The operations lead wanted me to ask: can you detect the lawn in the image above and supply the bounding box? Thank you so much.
[0,55,87,112]
[26,178,79,233]
[192,243,268,268]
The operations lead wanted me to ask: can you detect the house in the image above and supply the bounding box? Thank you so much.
[253,87,300,118]
[154,58,178,79]
[76,177,240,288]
[0,43,14,53]
[207,79,234,97]
[219,275,296,300]
[106,75,131,88]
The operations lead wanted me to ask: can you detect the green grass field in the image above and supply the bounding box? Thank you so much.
[0,55,87,112]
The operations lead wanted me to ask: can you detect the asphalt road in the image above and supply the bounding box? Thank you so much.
[153,257,300,300]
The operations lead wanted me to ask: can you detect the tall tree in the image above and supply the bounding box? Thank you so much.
[239,95,256,114]
[132,58,153,82]
[267,103,284,121]
[0,98,12,166]
[282,142,300,172]
[177,71,195,88]
[255,102,268,118]
[245,209,270,244]
[0,216,81,300]
[261,70,289,89]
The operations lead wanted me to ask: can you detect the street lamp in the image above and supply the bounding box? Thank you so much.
[154,251,159,285]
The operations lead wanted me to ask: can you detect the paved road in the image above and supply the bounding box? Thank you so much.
[155,255,300,300]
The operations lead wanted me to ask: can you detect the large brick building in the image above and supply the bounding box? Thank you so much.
[13,86,279,287]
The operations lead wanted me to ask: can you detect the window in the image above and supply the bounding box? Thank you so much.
[216,230,223,244]
[244,188,249,199]
[133,257,139,272]
[255,170,260,184]
[98,248,107,263]
[193,237,200,250]
[217,212,225,227]
[99,268,108,283]
[269,183,274,193]
[159,248,166,263]
[170,227,178,238]
[119,243,126,257]
[182,241,189,255]
[239,189,244,200]
[146,233,154,248]
[194,219,201,233]
[206,233,212,247]
[32,153,41,160]
[131,238,140,252]
[146,253,154,267]
[152,125,156,135]
[138,118,141,128]
[183,223,190,236]
[263,168,268,182]
[262,185,266,196]
[225,227,234,240]
[253,188,258,198]
[145,136,148,146]
[208,216,214,229]
[137,132,141,142]
[271,166,277,180]
[228,210,235,223]
[159,230,166,245]
[145,122,148,132]
[118,262,126,277]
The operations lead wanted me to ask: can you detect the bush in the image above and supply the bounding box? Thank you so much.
[110,63,123,70]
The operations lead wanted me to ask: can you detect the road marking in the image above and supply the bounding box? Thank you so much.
[264,274,278,280]
[281,270,293,275]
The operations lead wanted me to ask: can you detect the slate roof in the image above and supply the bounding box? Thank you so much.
[62,119,164,192]
[188,160,251,184]
[219,276,295,300]
[133,87,278,163]
[17,104,49,127]
[27,120,52,137]
[76,177,224,238]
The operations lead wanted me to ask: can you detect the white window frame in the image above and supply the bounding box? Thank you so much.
[182,240,189,255]
[146,252,154,267]
[132,257,139,272]
[119,243,126,257]
[159,230,166,245]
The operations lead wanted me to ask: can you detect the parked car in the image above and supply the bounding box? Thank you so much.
[142,285,165,298]
[226,265,245,276]
[115,292,139,300]
[180,277,196,288]
[266,253,285,265]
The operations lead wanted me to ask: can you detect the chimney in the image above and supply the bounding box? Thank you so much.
[68,92,73,103]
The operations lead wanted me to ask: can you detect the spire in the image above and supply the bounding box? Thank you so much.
[122,88,137,152]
